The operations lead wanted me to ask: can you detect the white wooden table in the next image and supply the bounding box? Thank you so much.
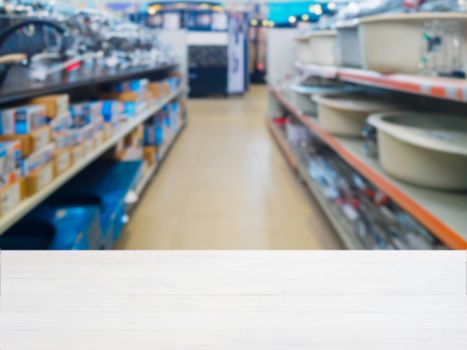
[1,251,466,349]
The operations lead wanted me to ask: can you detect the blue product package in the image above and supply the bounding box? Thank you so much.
[114,79,149,94]
[143,123,153,145]
[163,106,172,128]
[15,105,47,135]
[70,103,93,128]
[171,103,180,130]
[102,101,115,122]
[155,117,164,146]
[123,101,137,117]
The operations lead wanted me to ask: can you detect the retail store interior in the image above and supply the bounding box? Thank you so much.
[0,0,467,251]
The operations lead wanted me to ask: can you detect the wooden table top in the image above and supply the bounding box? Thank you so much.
[1,251,466,349]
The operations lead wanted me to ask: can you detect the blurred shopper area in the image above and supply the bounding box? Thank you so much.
[0,0,466,251]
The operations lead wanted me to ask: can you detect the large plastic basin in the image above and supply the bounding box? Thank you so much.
[360,13,467,74]
[313,94,397,137]
[368,111,467,190]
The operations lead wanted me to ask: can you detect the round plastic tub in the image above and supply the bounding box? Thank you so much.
[360,13,467,74]
[289,79,362,116]
[309,30,338,66]
[295,33,312,63]
[313,94,396,137]
[368,111,467,190]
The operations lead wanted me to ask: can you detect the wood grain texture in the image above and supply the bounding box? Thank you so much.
[1,251,466,349]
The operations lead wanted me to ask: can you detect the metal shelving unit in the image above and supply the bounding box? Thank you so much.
[269,85,467,250]
[0,86,185,235]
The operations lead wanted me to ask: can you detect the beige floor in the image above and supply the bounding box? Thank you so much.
[117,86,343,250]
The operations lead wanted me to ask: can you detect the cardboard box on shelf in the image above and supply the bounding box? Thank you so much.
[0,179,27,216]
[71,144,85,164]
[94,124,105,147]
[103,122,116,140]
[124,125,143,148]
[148,81,170,99]
[21,143,55,177]
[113,126,144,161]
[143,146,157,167]
[82,138,95,157]
[31,94,69,118]
[73,123,94,145]
[117,91,141,103]
[53,128,75,149]
[53,147,72,177]
[0,125,52,157]
[50,112,72,133]
[0,140,22,187]
[26,162,54,196]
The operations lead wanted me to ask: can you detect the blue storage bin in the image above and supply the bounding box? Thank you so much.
[47,206,102,250]
[50,160,143,248]
[0,205,102,250]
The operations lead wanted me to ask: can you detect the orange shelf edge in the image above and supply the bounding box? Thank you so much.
[297,62,467,103]
[269,86,467,250]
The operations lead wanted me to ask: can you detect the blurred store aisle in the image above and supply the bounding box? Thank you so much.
[117,86,343,250]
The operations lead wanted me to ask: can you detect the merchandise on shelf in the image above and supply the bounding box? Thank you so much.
[0,140,21,188]
[113,125,144,162]
[114,79,150,97]
[30,95,70,119]
[0,179,26,216]
[26,161,54,195]
[0,104,47,135]
[144,146,158,168]
[368,110,467,190]
[288,75,363,116]
[0,2,177,89]
[312,93,400,138]
[144,114,164,147]
[0,73,182,222]
[359,13,467,75]
[0,124,52,156]
[53,147,73,177]
[277,117,446,250]
[20,143,55,177]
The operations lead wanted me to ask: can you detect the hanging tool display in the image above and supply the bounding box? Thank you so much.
[0,0,176,88]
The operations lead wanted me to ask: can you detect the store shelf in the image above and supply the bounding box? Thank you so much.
[267,119,363,250]
[0,63,177,105]
[0,86,184,235]
[296,61,467,103]
[269,85,467,250]
[134,122,186,198]
[267,118,298,170]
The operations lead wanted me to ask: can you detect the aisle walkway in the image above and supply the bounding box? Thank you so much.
[117,86,342,250]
